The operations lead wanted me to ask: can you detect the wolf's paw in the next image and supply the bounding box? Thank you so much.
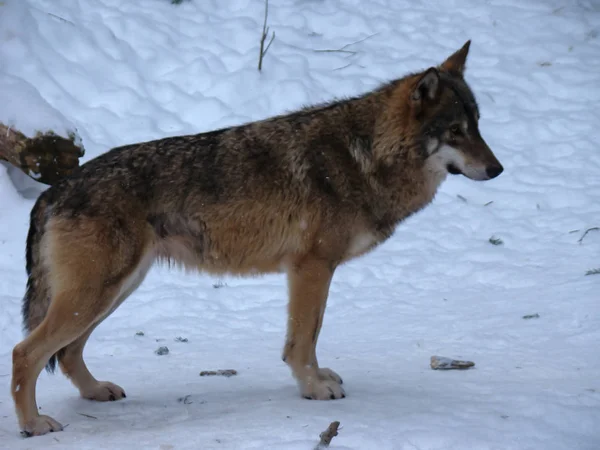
[317,367,343,385]
[21,415,63,437]
[82,381,126,402]
[301,376,345,400]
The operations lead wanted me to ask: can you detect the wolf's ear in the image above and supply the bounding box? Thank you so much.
[440,40,471,75]
[412,68,440,103]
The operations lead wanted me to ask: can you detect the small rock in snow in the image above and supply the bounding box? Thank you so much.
[155,346,169,356]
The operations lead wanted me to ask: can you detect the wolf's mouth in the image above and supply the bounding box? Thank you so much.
[447,164,461,175]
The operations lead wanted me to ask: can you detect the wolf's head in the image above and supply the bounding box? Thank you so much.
[409,41,503,181]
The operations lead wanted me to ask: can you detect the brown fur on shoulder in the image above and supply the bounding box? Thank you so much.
[12,40,503,437]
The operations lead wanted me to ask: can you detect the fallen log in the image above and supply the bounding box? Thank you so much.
[0,122,84,185]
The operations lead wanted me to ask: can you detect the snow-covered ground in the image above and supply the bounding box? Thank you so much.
[1,0,599,448]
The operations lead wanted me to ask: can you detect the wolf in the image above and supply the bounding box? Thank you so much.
[11,40,502,436]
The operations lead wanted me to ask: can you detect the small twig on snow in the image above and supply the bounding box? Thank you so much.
[30,6,75,26]
[333,63,353,71]
[77,412,98,420]
[47,12,74,25]
[313,32,379,56]
[200,369,238,377]
[314,48,357,55]
[314,421,340,449]
[578,227,599,244]
[257,0,275,71]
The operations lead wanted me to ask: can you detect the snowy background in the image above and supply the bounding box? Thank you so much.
[1,0,599,449]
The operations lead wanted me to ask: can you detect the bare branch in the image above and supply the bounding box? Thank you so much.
[258,0,275,71]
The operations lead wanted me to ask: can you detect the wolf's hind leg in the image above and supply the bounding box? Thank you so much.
[283,255,345,400]
[59,261,150,403]
[12,284,123,437]
[59,325,126,401]
[12,214,153,437]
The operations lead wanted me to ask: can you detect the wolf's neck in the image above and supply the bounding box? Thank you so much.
[348,84,440,234]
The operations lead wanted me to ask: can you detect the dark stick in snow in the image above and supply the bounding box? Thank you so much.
[314,421,340,449]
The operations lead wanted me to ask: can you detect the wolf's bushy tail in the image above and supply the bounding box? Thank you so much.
[22,190,57,372]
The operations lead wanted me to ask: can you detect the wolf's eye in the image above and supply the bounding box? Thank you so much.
[450,124,462,135]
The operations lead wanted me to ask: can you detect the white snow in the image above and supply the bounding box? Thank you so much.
[1,0,599,449]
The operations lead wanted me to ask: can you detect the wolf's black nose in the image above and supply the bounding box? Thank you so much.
[486,165,503,179]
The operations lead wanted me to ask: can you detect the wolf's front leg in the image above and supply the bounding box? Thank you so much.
[283,256,345,400]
